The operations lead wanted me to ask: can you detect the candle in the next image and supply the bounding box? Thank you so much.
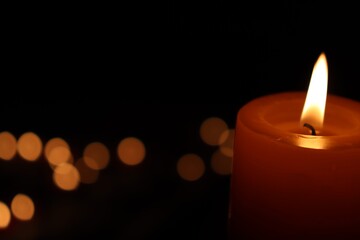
[229,53,360,239]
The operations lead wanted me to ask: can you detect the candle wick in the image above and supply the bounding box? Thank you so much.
[303,123,316,136]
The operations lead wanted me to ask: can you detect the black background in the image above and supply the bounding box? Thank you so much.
[1,1,360,239]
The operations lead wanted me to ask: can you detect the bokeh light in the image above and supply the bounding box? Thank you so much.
[219,129,235,157]
[0,201,11,229]
[75,158,99,184]
[83,142,110,170]
[53,163,80,191]
[0,131,17,161]
[48,146,73,168]
[10,193,35,221]
[45,138,72,167]
[117,137,146,166]
[211,149,232,175]
[17,132,43,161]
[200,117,228,146]
[177,153,205,181]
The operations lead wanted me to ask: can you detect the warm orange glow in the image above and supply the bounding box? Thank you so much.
[117,137,146,166]
[177,153,205,181]
[0,201,11,229]
[296,135,327,149]
[17,132,43,161]
[83,142,110,170]
[300,52,328,129]
[53,163,80,191]
[200,117,228,146]
[10,193,35,221]
[48,146,72,168]
[211,149,232,175]
[45,138,72,167]
[75,158,99,184]
[0,131,17,161]
[219,129,235,157]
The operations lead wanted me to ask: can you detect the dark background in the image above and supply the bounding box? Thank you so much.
[1,1,360,239]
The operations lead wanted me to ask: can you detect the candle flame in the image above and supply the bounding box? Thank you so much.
[300,52,328,130]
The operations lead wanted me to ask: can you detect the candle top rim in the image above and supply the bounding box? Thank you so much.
[237,91,360,150]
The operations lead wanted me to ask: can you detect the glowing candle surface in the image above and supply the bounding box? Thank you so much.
[229,53,360,239]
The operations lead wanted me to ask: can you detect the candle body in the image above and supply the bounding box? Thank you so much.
[229,92,360,239]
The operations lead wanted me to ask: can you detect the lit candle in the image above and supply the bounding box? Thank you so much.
[229,53,360,239]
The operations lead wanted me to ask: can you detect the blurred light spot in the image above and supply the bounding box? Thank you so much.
[48,146,73,168]
[45,138,72,167]
[17,132,43,161]
[83,142,110,170]
[75,158,99,184]
[200,117,228,146]
[211,149,232,175]
[219,129,235,157]
[177,153,205,181]
[10,193,35,221]
[0,201,11,229]
[53,163,80,191]
[117,137,145,166]
[218,129,230,145]
[0,131,17,161]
